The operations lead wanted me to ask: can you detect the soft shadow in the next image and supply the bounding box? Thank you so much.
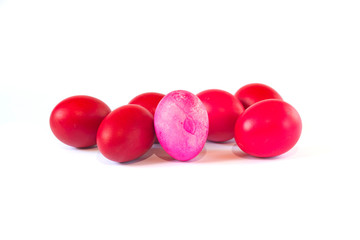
[122,145,208,166]
[231,144,292,160]
[121,145,174,166]
[193,142,243,163]
[96,152,122,166]
[185,147,207,163]
[96,143,298,166]
[95,145,174,166]
[274,146,301,159]
[206,138,236,145]
[153,146,174,162]
[118,148,156,165]
[76,145,98,151]
[63,144,98,152]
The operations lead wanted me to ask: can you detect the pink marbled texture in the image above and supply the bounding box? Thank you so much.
[154,90,209,161]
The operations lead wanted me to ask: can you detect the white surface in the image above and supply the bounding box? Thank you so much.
[1,0,360,239]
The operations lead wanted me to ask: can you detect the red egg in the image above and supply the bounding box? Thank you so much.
[235,83,282,109]
[129,92,165,116]
[129,92,165,144]
[97,104,155,162]
[234,99,302,158]
[50,95,111,148]
[197,89,244,142]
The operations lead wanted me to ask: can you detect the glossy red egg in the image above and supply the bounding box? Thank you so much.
[197,89,244,142]
[129,92,165,116]
[234,99,302,157]
[50,95,111,148]
[235,83,282,109]
[129,92,165,144]
[97,104,155,162]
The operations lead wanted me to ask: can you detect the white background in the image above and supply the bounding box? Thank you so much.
[1,0,360,239]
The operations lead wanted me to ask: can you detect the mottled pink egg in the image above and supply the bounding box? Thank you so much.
[154,90,209,161]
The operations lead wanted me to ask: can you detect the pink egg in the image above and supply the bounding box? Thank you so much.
[154,90,209,161]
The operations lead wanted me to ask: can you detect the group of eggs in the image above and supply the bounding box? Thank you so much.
[50,83,302,162]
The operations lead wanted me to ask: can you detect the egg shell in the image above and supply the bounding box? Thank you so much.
[197,89,244,142]
[129,92,165,144]
[97,104,155,162]
[50,95,111,148]
[235,83,282,109]
[154,90,209,161]
[234,99,302,158]
[128,92,165,116]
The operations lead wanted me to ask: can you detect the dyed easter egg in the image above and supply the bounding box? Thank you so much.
[129,92,165,144]
[129,92,165,116]
[50,95,111,148]
[235,83,282,109]
[234,99,302,158]
[154,90,209,161]
[197,89,244,142]
[97,104,155,162]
